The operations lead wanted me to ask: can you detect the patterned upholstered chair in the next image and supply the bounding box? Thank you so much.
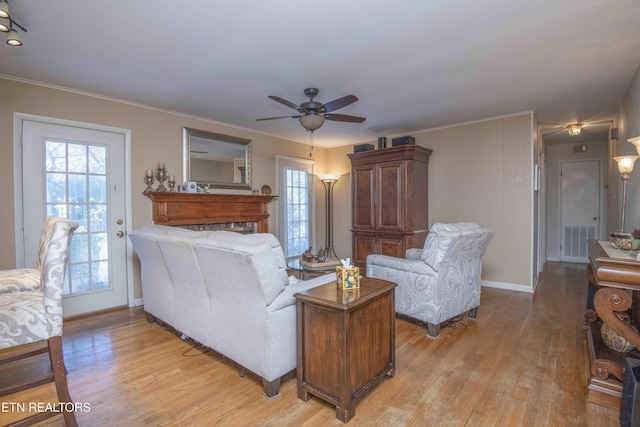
[366,222,493,338]
[0,217,79,426]
[0,217,61,294]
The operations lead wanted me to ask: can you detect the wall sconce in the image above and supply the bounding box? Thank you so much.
[613,156,639,232]
[318,173,340,259]
[567,124,582,136]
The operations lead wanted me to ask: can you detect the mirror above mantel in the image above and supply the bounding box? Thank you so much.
[182,127,251,189]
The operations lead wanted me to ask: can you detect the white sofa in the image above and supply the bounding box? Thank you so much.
[129,224,334,398]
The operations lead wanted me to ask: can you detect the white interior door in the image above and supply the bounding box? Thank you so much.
[560,160,600,263]
[21,120,128,317]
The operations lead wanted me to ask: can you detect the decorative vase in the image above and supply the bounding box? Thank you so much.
[601,312,638,353]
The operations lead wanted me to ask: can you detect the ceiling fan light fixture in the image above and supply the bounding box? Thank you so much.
[567,123,582,136]
[299,114,325,132]
[0,1,9,19]
[6,27,20,46]
[0,17,9,32]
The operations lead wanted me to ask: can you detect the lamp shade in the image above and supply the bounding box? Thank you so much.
[614,156,639,175]
[628,136,640,156]
[299,114,325,132]
[318,173,340,182]
[0,1,9,19]
[567,124,582,136]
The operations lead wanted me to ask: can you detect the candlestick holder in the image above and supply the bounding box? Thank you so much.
[168,175,176,192]
[143,173,155,197]
[155,167,168,192]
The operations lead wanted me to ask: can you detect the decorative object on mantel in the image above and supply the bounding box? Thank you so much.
[155,162,168,192]
[261,185,272,195]
[167,175,176,192]
[613,155,639,233]
[601,311,638,352]
[143,169,155,197]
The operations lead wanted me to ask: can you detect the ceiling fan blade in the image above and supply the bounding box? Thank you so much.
[256,115,300,121]
[325,113,366,123]
[268,96,304,112]
[322,95,358,113]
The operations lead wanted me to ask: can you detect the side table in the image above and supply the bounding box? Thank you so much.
[294,277,396,422]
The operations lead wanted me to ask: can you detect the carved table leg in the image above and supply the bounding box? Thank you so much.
[594,288,640,350]
[592,358,624,382]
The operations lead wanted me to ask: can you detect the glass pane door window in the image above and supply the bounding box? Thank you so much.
[285,168,310,258]
[45,140,110,295]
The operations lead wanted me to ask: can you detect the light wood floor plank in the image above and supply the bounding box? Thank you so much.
[0,262,620,426]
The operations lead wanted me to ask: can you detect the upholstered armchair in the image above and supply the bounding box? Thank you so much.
[0,217,79,426]
[366,222,493,338]
[0,217,59,294]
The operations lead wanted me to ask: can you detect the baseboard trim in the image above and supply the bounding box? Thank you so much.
[133,298,144,307]
[481,280,534,294]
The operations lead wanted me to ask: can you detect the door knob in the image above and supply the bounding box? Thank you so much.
[116,231,125,238]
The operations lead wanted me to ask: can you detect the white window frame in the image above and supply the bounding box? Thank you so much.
[276,155,315,261]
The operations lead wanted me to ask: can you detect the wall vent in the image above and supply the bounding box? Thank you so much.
[563,226,596,259]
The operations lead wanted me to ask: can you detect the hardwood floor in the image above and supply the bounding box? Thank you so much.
[0,262,620,426]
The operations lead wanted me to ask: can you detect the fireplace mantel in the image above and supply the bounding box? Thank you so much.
[149,192,277,233]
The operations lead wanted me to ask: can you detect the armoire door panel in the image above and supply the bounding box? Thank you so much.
[378,236,405,258]
[353,234,376,268]
[377,161,404,232]
[353,166,375,229]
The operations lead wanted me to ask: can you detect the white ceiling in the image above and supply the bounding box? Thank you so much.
[2,0,640,147]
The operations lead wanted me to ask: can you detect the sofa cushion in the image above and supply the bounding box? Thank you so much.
[198,232,289,304]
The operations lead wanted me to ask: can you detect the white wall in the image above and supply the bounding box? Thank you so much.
[613,65,640,234]
[328,113,536,291]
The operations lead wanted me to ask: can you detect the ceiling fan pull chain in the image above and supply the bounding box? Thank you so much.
[309,130,314,157]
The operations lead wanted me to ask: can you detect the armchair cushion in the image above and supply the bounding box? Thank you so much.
[0,269,40,294]
[0,291,47,348]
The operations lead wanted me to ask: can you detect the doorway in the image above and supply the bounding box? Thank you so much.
[559,160,601,263]
[14,114,132,317]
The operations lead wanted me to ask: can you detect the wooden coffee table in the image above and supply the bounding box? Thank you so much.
[294,277,396,422]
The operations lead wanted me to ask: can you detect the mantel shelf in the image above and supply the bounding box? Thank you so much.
[149,192,277,233]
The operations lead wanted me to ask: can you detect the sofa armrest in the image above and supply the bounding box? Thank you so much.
[267,273,335,312]
[405,248,423,260]
[366,254,436,277]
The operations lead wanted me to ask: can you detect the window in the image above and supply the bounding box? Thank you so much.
[277,156,314,260]
[285,168,309,258]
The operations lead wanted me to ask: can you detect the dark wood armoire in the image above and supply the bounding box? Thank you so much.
[348,145,432,270]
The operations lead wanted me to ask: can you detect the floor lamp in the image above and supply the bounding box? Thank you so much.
[613,155,639,232]
[319,173,340,259]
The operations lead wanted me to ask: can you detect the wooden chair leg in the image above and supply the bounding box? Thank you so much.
[48,336,78,427]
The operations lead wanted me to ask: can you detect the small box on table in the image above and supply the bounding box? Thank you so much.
[336,266,360,290]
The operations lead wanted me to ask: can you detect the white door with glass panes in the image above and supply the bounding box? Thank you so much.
[277,156,315,260]
[21,120,128,317]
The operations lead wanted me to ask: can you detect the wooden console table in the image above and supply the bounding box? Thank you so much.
[295,278,396,423]
[586,239,640,409]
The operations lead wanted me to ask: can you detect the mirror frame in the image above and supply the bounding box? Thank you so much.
[182,127,251,189]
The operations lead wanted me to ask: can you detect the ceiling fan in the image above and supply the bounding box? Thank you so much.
[256,88,366,132]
